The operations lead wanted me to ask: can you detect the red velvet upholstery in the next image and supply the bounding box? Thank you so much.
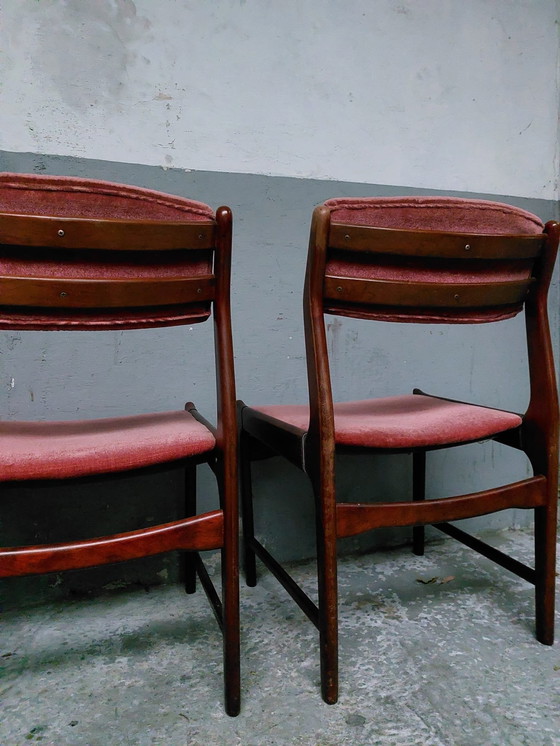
[253,394,522,449]
[0,410,216,481]
[0,173,215,330]
[324,197,543,233]
[324,197,544,324]
[0,173,213,220]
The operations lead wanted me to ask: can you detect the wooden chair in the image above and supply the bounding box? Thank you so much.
[239,196,559,705]
[0,173,239,716]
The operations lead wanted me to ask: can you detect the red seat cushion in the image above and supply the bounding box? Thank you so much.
[0,410,216,481]
[252,394,522,449]
[324,196,544,324]
[0,173,216,330]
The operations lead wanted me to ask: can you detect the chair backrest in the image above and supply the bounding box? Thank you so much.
[0,173,227,331]
[317,196,550,324]
[302,196,559,460]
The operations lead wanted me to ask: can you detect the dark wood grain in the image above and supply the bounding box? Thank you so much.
[329,223,545,258]
[324,275,532,309]
[0,511,224,577]
[0,274,215,308]
[0,213,215,250]
[336,477,546,537]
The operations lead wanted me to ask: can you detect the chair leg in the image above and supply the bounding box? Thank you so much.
[183,465,198,594]
[412,450,426,556]
[534,503,557,645]
[221,459,241,716]
[222,544,241,716]
[240,433,258,587]
[314,487,339,705]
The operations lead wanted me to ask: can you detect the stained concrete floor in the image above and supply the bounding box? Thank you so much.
[1,529,559,746]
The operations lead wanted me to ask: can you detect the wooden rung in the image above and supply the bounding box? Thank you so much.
[0,510,224,577]
[195,553,224,630]
[336,476,547,538]
[250,538,320,627]
[434,522,536,583]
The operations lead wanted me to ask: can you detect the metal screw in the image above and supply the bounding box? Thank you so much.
[57,229,65,237]
[344,234,350,241]
[464,244,471,251]
[336,286,343,293]
[454,294,460,301]
[60,292,68,298]
[197,288,202,294]
[198,234,204,240]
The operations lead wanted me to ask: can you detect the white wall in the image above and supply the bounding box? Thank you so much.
[1,0,558,200]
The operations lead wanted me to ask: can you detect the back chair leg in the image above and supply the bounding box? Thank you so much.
[220,455,241,716]
[534,503,557,645]
[240,434,258,587]
[314,488,339,705]
[412,450,426,556]
[183,464,198,594]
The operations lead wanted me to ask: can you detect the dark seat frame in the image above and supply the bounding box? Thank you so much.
[240,204,560,705]
[0,206,240,716]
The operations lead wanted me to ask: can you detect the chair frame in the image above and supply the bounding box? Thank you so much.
[0,206,240,715]
[240,203,559,704]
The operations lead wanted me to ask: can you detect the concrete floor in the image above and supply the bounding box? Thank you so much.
[1,528,559,746]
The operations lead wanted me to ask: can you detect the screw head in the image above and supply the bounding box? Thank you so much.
[57,229,65,237]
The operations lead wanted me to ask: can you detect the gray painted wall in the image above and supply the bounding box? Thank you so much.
[3,1,558,200]
[1,151,558,608]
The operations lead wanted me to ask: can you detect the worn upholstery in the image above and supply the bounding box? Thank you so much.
[0,410,216,481]
[253,394,522,449]
[324,196,544,323]
[0,173,215,330]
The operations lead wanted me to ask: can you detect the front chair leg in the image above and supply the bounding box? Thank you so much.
[183,464,198,594]
[221,460,241,716]
[315,491,339,705]
[222,542,241,716]
[534,503,557,645]
[412,450,426,556]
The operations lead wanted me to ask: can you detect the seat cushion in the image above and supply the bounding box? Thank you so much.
[0,410,216,481]
[252,394,522,449]
[0,173,216,330]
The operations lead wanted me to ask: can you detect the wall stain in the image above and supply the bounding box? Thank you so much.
[32,0,151,112]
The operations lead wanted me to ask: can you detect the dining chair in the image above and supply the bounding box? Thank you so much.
[0,173,240,715]
[239,196,559,704]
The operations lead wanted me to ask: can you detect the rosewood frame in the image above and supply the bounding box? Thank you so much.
[0,206,240,716]
[240,204,559,705]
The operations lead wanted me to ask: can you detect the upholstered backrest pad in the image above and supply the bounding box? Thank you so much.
[0,173,213,221]
[324,197,544,324]
[0,173,216,330]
